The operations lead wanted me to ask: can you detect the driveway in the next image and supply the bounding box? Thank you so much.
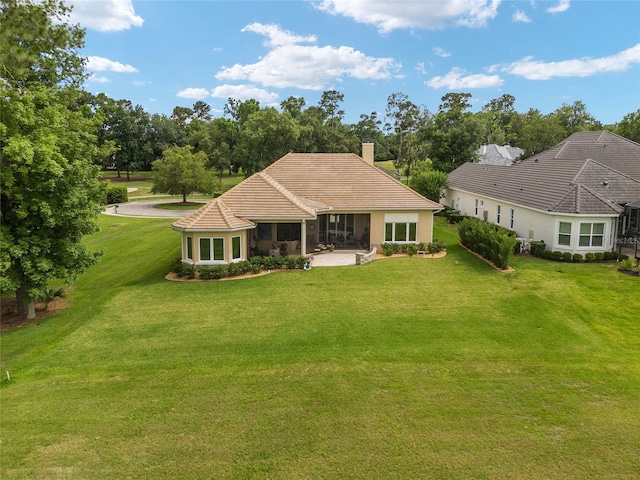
[103,200,194,218]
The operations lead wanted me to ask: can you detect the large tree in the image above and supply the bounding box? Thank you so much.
[0,0,107,318]
[151,145,213,203]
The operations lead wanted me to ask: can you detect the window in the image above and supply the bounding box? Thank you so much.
[558,222,571,246]
[475,199,479,215]
[186,236,193,260]
[509,208,515,229]
[232,236,241,260]
[579,223,604,247]
[199,237,224,262]
[384,213,418,243]
[496,205,501,224]
[385,222,417,242]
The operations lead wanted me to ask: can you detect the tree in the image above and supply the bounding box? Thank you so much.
[426,93,484,172]
[151,145,213,203]
[1,0,107,319]
[409,170,449,203]
[614,109,640,143]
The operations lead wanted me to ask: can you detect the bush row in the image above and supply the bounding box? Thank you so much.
[171,255,308,280]
[381,240,447,257]
[457,217,517,270]
[530,242,629,263]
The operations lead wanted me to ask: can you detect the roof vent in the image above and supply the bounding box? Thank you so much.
[602,181,609,186]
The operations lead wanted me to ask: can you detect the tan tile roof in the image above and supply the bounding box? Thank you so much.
[173,152,441,231]
[171,198,255,231]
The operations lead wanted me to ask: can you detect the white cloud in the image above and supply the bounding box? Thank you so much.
[316,0,501,33]
[149,98,157,103]
[215,23,400,90]
[416,62,427,75]
[433,47,452,58]
[513,10,531,23]
[86,56,138,73]
[88,74,110,83]
[133,80,150,87]
[242,22,317,47]
[547,0,570,14]
[501,43,640,80]
[66,0,143,32]
[211,85,279,104]
[176,88,211,99]
[426,67,504,89]
[212,47,224,53]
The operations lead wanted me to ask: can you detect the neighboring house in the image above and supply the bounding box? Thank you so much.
[477,144,524,166]
[444,131,640,254]
[172,141,442,265]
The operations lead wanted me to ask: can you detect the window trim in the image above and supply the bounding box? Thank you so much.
[186,235,193,260]
[232,236,241,260]
[509,208,515,229]
[557,221,572,247]
[384,222,417,243]
[578,222,605,248]
[496,205,501,224]
[199,237,225,263]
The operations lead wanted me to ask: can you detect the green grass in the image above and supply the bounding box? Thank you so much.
[1,217,639,479]
[153,202,206,210]
[101,171,245,199]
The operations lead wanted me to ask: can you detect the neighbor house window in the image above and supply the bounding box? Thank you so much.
[475,199,479,215]
[509,208,515,229]
[186,236,193,260]
[579,223,604,247]
[199,237,225,262]
[232,236,241,260]
[558,222,572,246]
[496,205,501,224]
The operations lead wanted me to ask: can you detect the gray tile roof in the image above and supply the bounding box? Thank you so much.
[448,131,640,215]
[477,144,524,166]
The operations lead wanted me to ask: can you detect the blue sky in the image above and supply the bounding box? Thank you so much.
[71,0,640,125]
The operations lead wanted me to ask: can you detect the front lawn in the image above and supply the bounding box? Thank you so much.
[1,217,638,479]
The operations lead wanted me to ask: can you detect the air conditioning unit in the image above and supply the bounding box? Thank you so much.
[516,237,528,253]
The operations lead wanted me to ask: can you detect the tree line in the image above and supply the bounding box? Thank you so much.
[92,90,640,183]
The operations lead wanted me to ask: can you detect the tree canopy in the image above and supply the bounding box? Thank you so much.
[1,0,108,318]
[151,145,213,202]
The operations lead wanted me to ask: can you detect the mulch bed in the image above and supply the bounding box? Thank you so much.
[100,175,149,182]
[1,297,69,332]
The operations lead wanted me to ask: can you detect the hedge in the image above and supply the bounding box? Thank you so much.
[106,184,128,204]
[457,217,517,270]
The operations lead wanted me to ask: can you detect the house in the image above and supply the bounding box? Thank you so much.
[172,141,443,265]
[444,131,640,254]
[477,144,524,166]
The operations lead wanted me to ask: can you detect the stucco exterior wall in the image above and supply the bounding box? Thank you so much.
[370,210,434,246]
[445,188,617,254]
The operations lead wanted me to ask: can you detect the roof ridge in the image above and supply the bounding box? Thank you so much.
[258,171,318,216]
[579,183,625,213]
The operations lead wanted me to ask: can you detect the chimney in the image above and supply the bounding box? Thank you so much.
[362,138,374,165]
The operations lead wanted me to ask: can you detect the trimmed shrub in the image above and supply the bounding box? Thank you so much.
[541,249,552,260]
[183,264,196,279]
[457,217,518,270]
[406,244,416,257]
[551,251,563,262]
[603,251,619,261]
[562,252,572,262]
[594,252,604,262]
[427,239,446,254]
[382,244,394,256]
[448,213,465,224]
[572,253,583,263]
[620,254,630,261]
[106,184,128,204]
[585,252,596,263]
[530,241,546,258]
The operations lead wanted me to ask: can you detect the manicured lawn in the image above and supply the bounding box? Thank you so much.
[1,217,639,479]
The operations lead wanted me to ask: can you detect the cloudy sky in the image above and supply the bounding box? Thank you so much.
[75,0,639,124]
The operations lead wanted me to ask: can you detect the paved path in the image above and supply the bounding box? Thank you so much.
[103,200,195,218]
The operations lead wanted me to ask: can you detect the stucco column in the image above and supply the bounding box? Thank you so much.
[301,220,306,256]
